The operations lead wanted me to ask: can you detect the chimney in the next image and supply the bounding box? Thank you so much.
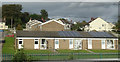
[29,18,32,22]
[91,17,94,21]
[41,17,46,22]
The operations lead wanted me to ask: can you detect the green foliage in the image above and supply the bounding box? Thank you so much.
[40,9,48,20]
[2,4,22,28]
[16,24,23,30]
[68,54,73,60]
[12,49,31,62]
[2,4,22,18]
[20,12,30,24]
[71,21,87,31]
[29,14,41,20]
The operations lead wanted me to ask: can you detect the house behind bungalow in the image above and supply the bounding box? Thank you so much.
[84,17,115,31]
[57,19,72,30]
[25,19,72,31]
[15,31,118,50]
[25,19,42,31]
[0,18,8,30]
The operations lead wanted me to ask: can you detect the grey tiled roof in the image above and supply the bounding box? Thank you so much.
[16,31,117,38]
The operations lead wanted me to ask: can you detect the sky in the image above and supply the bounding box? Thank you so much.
[1,0,120,2]
[2,1,120,23]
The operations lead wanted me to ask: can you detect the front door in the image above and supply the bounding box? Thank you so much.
[101,40,105,49]
[55,39,59,49]
[18,39,23,49]
[34,39,39,49]
[74,40,82,50]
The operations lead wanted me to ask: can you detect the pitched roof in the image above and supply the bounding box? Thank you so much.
[27,19,42,27]
[40,19,65,26]
[16,31,117,38]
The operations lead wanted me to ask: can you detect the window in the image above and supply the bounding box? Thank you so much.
[40,39,47,49]
[19,41,22,44]
[35,41,38,44]
[55,39,59,44]
[69,39,73,44]
[102,24,104,27]
[42,39,45,44]
[107,40,114,49]
[56,41,58,44]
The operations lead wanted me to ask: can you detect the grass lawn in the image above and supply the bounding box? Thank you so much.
[24,50,52,54]
[57,49,89,53]
[2,37,15,54]
[90,50,119,53]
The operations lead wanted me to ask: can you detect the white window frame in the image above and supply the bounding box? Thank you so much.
[34,39,39,49]
[88,39,92,49]
[55,39,59,49]
[101,40,105,49]
[69,39,73,49]
[18,39,23,49]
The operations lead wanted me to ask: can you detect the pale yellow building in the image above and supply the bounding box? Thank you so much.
[84,17,115,31]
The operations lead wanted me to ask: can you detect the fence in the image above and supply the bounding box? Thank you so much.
[2,53,119,61]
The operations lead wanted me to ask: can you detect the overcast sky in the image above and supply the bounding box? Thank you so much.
[2,2,119,23]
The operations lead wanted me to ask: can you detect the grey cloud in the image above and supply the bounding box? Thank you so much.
[2,2,118,23]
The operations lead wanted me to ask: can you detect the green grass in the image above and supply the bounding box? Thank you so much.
[90,50,119,53]
[2,37,15,54]
[57,49,89,53]
[2,53,118,60]
[24,50,52,54]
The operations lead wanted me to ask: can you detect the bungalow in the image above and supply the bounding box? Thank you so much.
[84,17,115,31]
[15,31,118,50]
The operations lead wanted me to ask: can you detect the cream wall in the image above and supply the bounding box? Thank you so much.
[84,17,115,31]
[0,22,8,30]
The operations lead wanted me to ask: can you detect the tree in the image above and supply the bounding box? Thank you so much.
[16,24,23,30]
[2,4,22,28]
[40,9,48,20]
[12,49,31,62]
[29,14,41,20]
[71,21,87,31]
[21,12,30,23]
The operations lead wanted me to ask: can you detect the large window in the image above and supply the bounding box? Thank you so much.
[107,40,114,49]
